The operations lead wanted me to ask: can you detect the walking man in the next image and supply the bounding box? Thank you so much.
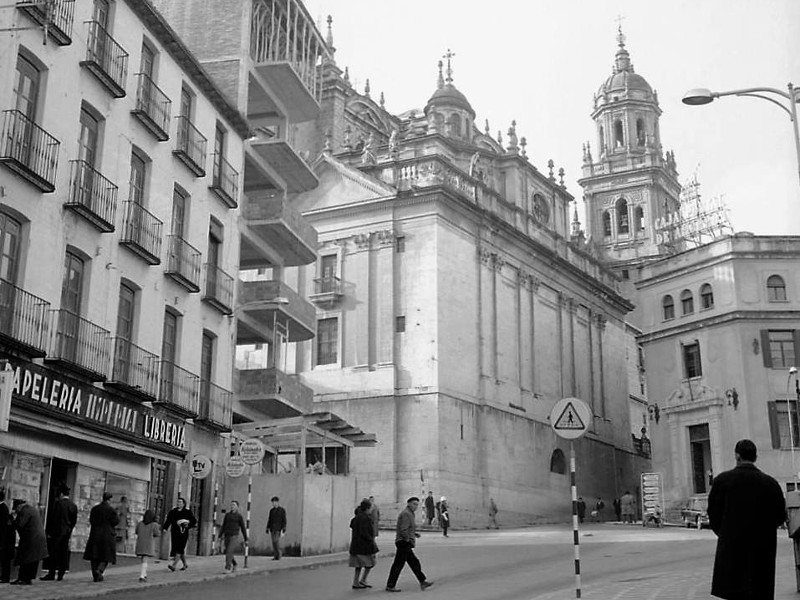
[0,489,14,583]
[576,497,586,524]
[424,492,435,526]
[11,499,47,585]
[41,485,78,580]
[620,490,636,524]
[708,439,785,600]
[266,496,286,560]
[385,497,434,592]
[220,500,248,572]
[82,492,119,582]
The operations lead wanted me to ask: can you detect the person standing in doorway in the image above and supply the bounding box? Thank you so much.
[220,500,247,572]
[134,509,160,583]
[0,489,15,583]
[83,492,119,582]
[266,496,286,560]
[11,499,47,585]
[162,497,196,571]
[40,484,77,581]
[385,497,433,592]
[424,492,435,526]
[488,498,499,529]
[708,439,785,600]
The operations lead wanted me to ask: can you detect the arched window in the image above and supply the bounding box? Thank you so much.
[700,283,714,309]
[635,206,645,231]
[616,198,629,234]
[614,120,624,147]
[602,211,612,237]
[550,449,566,474]
[447,113,462,137]
[662,295,674,320]
[767,275,787,302]
[636,118,645,146]
[680,289,694,315]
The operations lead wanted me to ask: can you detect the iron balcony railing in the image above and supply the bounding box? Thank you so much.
[314,276,342,295]
[120,201,163,265]
[210,152,239,208]
[202,263,234,314]
[157,360,199,416]
[165,235,201,292]
[109,337,159,399]
[199,380,232,430]
[48,309,110,379]
[82,20,128,98]
[132,73,171,141]
[0,279,49,355]
[0,109,60,192]
[174,115,207,176]
[16,0,75,45]
[66,159,118,232]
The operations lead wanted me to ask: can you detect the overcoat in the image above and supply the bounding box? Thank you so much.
[349,510,376,556]
[708,462,786,599]
[14,503,48,564]
[82,501,120,564]
[162,507,196,555]
[135,521,161,557]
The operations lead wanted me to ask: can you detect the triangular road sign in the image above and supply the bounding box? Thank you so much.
[553,401,586,430]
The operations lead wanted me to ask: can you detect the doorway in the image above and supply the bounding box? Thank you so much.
[688,423,712,494]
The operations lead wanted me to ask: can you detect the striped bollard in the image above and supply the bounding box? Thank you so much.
[211,480,219,555]
[571,441,581,598]
[244,468,252,568]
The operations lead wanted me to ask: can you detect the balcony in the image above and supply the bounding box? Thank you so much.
[246,135,317,193]
[309,276,344,308]
[237,279,315,344]
[209,153,239,208]
[131,73,171,141]
[65,160,118,232]
[173,116,207,177]
[156,360,199,418]
[164,235,201,293]
[16,0,74,46]
[120,201,163,265]
[240,191,317,268]
[198,381,232,431]
[0,109,60,192]
[236,367,313,418]
[106,337,159,400]
[249,0,329,122]
[47,309,110,381]
[0,279,49,357]
[80,20,128,98]
[202,263,234,315]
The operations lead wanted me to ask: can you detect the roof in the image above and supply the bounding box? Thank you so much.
[425,84,475,116]
[233,412,378,452]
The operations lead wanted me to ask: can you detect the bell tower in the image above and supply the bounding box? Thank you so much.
[578,27,681,275]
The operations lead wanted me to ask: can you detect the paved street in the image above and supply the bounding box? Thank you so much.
[7,523,800,600]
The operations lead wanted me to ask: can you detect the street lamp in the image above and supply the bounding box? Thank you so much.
[682,84,800,186]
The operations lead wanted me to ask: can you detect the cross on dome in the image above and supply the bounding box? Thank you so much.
[443,49,456,84]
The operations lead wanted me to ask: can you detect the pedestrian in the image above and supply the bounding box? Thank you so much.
[162,497,196,571]
[488,497,499,529]
[592,497,604,522]
[82,491,120,582]
[367,495,380,537]
[620,490,636,524]
[708,439,785,600]
[576,497,586,524]
[11,498,47,585]
[612,497,622,522]
[40,484,77,581]
[384,497,434,592]
[0,489,15,583]
[349,498,378,589]
[134,509,160,583]
[424,492,435,526]
[266,496,287,560]
[437,496,450,537]
[219,500,247,572]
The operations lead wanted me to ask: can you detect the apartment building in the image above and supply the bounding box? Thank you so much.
[0,0,248,555]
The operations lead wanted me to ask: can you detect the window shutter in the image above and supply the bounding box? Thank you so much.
[767,401,781,449]
[793,330,800,368]
[761,330,772,368]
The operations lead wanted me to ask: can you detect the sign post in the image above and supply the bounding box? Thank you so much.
[640,472,664,526]
[239,438,263,569]
[550,397,592,599]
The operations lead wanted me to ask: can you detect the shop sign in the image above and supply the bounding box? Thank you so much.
[226,456,246,478]
[190,454,212,479]
[240,438,265,465]
[5,357,186,454]
[641,472,664,517]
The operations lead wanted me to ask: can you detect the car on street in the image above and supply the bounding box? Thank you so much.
[681,494,710,529]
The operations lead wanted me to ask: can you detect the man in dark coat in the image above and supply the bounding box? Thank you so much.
[82,492,119,582]
[41,485,78,581]
[11,499,47,585]
[708,439,786,600]
[424,492,435,526]
[0,489,14,583]
[266,496,287,560]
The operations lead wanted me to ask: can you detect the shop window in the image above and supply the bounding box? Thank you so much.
[767,275,787,302]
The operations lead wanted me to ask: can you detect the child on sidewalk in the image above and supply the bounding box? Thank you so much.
[135,509,160,582]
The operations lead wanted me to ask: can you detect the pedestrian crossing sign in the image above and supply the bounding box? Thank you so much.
[553,402,586,430]
[549,397,591,440]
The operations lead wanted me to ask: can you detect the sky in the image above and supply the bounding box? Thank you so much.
[303,0,800,236]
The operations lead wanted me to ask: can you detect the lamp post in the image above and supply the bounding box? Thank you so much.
[682,84,800,186]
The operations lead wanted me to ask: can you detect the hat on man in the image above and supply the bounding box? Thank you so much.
[12,498,25,510]
[102,492,113,502]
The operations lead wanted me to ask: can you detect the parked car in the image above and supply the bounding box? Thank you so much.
[681,494,710,528]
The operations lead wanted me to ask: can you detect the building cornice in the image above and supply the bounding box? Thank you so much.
[638,309,800,344]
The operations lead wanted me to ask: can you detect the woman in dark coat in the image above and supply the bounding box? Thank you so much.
[162,497,196,571]
[11,499,47,585]
[83,492,120,582]
[349,498,377,589]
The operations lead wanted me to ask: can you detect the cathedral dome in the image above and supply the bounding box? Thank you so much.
[596,28,654,100]
[426,83,475,116]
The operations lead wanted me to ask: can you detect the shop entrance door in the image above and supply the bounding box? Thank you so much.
[45,458,77,529]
